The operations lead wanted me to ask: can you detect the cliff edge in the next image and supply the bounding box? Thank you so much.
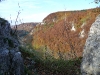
[0,18,24,75]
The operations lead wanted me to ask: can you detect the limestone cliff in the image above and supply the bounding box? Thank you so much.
[0,18,24,75]
[81,14,100,75]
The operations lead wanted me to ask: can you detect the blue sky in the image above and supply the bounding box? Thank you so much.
[0,0,99,25]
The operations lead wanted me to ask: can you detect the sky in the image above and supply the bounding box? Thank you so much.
[0,0,99,25]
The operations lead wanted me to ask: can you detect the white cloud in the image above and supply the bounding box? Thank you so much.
[0,0,67,25]
[21,12,49,22]
[3,12,49,25]
[28,5,41,9]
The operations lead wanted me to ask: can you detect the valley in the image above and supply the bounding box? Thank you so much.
[16,8,100,75]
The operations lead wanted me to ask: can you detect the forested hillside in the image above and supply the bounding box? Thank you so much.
[32,8,100,59]
[16,8,100,75]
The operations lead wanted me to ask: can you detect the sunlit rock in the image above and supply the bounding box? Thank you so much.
[71,22,76,31]
[81,14,100,75]
[79,29,85,38]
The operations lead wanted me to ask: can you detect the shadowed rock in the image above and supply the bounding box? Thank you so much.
[0,18,24,75]
[81,14,100,75]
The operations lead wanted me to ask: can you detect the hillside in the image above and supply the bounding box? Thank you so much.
[16,8,100,75]
[32,8,100,59]
[12,22,39,46]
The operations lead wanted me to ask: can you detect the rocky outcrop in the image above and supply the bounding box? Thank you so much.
[81,14,100,75]
[0,18,24,75]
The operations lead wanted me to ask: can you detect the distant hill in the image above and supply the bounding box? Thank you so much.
[17,22,38,31]
[12,22,39,46]
[32,8,100,59]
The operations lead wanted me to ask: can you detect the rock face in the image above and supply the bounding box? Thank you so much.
[81,14,100,75]
[0,18,24,75]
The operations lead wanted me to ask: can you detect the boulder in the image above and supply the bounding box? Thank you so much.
[81,14,100,75]
[0,18,24,75]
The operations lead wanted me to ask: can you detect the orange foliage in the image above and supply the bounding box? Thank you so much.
[32,8,100,58]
